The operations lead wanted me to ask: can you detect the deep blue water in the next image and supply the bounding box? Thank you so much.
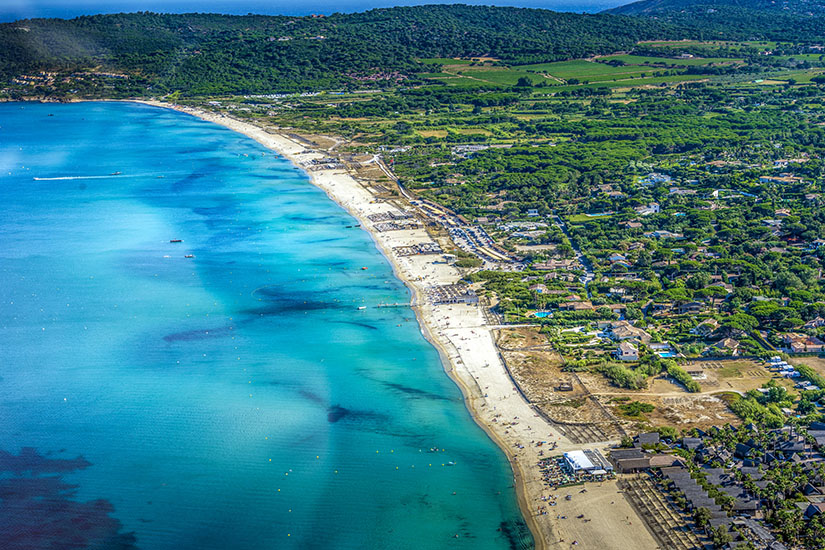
[0,101,530,550]
[1,1,627,22]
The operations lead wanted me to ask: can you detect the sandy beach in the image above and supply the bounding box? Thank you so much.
[135,99,659,550]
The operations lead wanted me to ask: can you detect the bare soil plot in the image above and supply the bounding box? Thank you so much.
[790,355,825,375]
[692,359,792,393]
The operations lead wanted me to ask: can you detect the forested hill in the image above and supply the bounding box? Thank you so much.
[2,6,677,95]
[607,0,825,16]
[3,3,825,97]
[602,1,825,54]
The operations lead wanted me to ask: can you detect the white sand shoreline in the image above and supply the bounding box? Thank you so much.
[128,99,658,550]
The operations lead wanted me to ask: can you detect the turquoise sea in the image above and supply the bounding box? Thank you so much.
[0,102,530,550]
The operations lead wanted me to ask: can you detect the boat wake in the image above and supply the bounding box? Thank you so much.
[33,174,149,181]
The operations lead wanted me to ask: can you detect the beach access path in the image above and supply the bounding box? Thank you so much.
[137,100,659,550]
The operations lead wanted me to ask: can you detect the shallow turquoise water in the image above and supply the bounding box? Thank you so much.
[0,102,530,550]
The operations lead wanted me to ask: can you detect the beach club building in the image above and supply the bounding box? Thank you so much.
[563,450,613,475]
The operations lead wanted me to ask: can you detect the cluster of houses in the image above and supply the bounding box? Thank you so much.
[780,333,825,354]
[639,172,672,186]
[759,174,806,185]
[587,320,688,362]
[599,320,650,362]
[611,423,825,549]
[610,432,685,472]
[636,169,807,190]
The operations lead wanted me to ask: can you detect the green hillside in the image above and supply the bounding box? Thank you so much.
[607,0,825,16]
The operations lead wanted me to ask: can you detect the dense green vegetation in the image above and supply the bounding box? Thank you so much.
[797,364,825,388]
[608,0,825,17]
[617,400,655,417]
[667,363,701,392]
[4,3,825,97]
[0,7,681,96]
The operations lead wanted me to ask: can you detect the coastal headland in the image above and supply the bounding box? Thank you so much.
[136,99,659,549]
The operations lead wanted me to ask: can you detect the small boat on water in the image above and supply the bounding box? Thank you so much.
[446,461,456,466]
[361,267,368,270]
[110,171,121,176]
[184,254,195,258]
[357,306,367,310]
[170,239,183,243]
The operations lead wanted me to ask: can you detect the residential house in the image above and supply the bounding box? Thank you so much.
[644,230,684,240]
[635,202,661,216]
[558,301,594,312]
[782,333,825,353]
[615,341,639,362]
[532,259,578,271]
[609,304,627,315]
[805,503,825,519]
[804,317,825,329]
[691,319,719,337]
[651,302,673,315]
[706,338,740,356]
[735,442,757,460]
[640,173,672,186]
[685,366,706,379]
[637,432,661,447]
[760,175,804,185]
[610,321,652,344]
[678,302,704,315]
[609,449,650,473]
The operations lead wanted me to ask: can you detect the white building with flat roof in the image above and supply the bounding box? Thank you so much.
[564,450,595,472]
